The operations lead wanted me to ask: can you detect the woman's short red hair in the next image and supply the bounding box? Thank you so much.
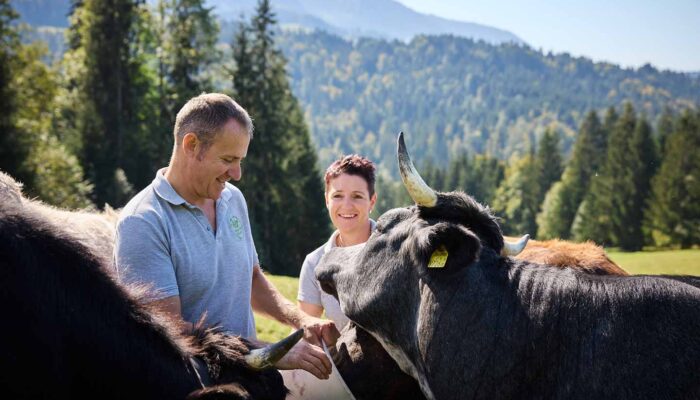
[324,155,376,196]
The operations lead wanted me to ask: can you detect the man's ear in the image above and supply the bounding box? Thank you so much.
[182,132,199,157]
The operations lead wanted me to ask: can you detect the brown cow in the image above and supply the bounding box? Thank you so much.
[509,237,628,276]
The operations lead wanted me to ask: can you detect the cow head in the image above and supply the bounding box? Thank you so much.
[316,134,525,394]
[317,132,514,316]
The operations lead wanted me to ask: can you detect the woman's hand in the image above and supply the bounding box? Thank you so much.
[300,315,340,347]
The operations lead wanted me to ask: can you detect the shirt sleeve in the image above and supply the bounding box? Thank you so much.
[114,214,179,300]
[297,252,322,306]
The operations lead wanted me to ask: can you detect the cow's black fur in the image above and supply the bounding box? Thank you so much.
[332,322,425,400]
[0,202,286,399]
[318,192,700,400]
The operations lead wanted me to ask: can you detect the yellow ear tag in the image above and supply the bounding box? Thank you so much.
[428,245,449,268]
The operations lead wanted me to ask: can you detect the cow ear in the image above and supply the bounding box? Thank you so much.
[418,222,481,272]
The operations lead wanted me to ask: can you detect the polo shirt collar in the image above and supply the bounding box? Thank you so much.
[153,168,188,206]
[153,168,234,206]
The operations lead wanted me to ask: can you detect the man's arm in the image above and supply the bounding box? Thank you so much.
[250,264,339,345]
[149,296,195,334]
[115,215,191,332]
[298,301,324,318]
[250,264,339,379]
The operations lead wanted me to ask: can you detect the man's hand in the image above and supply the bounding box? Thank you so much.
[300,315,340,347]
[274,339,333,380]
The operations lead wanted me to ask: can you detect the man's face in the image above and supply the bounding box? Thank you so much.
[190,119,250,201]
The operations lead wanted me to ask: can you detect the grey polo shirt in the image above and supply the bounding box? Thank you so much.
[114,169,258,338]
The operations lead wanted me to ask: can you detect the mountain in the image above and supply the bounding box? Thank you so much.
[209,0,523,45]
[275,31,700,173]
[11,0,523,45]
[10,0,698,177]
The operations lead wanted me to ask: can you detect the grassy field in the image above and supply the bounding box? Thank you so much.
[608,249,700,275]
[255,249,700,341]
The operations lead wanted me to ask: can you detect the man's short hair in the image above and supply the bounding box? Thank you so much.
[324,154,376,197]
[173,93,254,151]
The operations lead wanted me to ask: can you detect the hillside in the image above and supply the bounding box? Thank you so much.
[10,1,699,176]
[12,0,522,45]
[209,0,523,44]
[276,31,700,172]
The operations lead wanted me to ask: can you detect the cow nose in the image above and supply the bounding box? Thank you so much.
[316,266,339,299]
[319,278,338,300]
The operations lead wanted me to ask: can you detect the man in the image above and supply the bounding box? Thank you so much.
[114,93,337,379]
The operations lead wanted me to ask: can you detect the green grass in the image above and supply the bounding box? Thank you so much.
[255,250,700,341]
[255,273,301,342]
[608,248,700,275]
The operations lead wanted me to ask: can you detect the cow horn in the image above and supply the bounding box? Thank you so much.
[244,328,304,370]
[501,234,529,256]
[398,132,438,207]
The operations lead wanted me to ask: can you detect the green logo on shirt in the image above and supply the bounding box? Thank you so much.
[229,216,243,240]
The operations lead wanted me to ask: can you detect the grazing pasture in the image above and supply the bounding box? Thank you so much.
[609,249,700,275]
[256,249,700,341]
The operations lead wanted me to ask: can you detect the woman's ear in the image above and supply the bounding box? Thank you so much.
[369,192,377,212]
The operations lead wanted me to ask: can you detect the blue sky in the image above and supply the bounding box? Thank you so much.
[395,0,700,72]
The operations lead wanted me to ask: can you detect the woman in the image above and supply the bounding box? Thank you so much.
[297,154,377,330]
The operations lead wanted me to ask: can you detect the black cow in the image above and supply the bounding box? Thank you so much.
[330,239,630,400]
[316,133,700,400]
[0,201,301,399]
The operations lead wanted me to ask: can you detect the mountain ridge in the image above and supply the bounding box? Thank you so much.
[11,0,523,45]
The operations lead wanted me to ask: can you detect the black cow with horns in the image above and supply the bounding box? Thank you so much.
[316,132,700,400]
[0,201,302,399]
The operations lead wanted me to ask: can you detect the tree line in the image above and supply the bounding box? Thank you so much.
[374,105,699,250]
[0,0,329,275]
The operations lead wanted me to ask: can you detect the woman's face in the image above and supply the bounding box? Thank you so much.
[325,173,376,235]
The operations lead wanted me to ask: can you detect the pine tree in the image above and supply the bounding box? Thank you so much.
[576,103,655,250]
[445,153,469,192]
[572,109,618,245]
[607,105,655,250]
[467,154,505,206]
[231,0,329,275]
[492,150,540,236]
[162,0,219,114]
[535,127,563,206]
[537,111,606,239]
[0,0,25,180]
[421,157,444,191]
[656,106,674,159]
[630,114,658,244]
[645,110,700,248]
[13,40,94,208]
[63,0,148,206]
